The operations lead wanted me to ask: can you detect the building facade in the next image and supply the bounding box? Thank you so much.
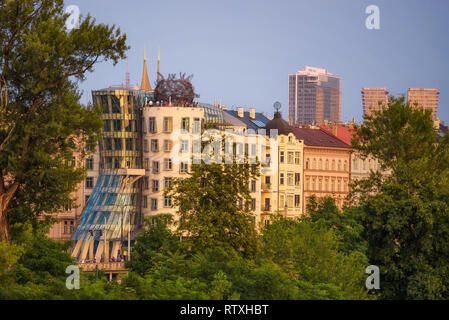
[293,128,351,211]
[288,66,341,126]
[362,87,389,118]
[407,88,439,121]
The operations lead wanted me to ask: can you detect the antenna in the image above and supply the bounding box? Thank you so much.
[125,58,130,89]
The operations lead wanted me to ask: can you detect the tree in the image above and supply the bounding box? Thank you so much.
[154,73,199,106]
[166,158,261,258]
[261,215,370,299]
[0,0,128,241]
[126,214,180,276]
[351,96,449,299]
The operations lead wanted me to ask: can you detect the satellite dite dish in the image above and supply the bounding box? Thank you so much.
[273,101,281,112]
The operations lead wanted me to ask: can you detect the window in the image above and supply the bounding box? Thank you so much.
[164,177,172,188]
[287,173,294,186]
[251,198,256,211]
[151,139,159,152]
[163,117,173,132]
[265,176,271,184]
[143,196,148,208]
[149,117,156,133]
[332,160,336,170]
[318,179,322,191]
[85,194,90,205]
[86,158,93,170]
[295,152,300,164]
[180,162,188,173]
[319,159,322,169]
[295,195,300,207]
[280,195,285,207]
[325,159,329,170]
[163,140,173,152]
[144,158,149,170]
[164,158,173,171]
[251,180,256,192]
[287,152,294,164]
[344,160,348,171]
[287,195,294,208]
[180,139,189,152]
[85,177,94,189]
[104,120,111,132]
[143,139,149,152]
[152,179,159,192]
[151,198,158,210]
[105,138,113,151]
[280,173,284,185]
[125,138,133,151]
[305,178,309,191]
[152,161,159,174]
[114,138,123,151]
[164,196,172,207]
[295,173,300,186]
[338,160,341,171]
[280,151,284,163]
[306,158,309,169]
[113,119,121,131]
[193,118,201,134]
[181,117,190,132]
[312,159,316,169]
[144,177,149,189]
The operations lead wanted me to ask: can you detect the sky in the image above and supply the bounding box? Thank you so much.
[67,0,449,123]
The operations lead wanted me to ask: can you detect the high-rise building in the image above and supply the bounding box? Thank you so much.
[288,66,341,126]
[362,87,389,118]
[407,88,439,121]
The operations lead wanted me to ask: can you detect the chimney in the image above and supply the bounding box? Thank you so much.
[237,107,244,118]
[332,125,338,137]
[249,107,256,119]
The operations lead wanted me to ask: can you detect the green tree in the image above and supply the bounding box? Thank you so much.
[126,214,180,276]
[0,0,128,241]
[351,96,449,299]
[262,215,370,299]
[166,156,261,258]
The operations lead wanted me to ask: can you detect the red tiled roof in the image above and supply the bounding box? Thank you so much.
[318,125,357,145]
[292,127,351,148]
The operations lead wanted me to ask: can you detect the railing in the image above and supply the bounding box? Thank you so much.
[261,183,271,191]
[263,205,271,212]
[79,262,126,272]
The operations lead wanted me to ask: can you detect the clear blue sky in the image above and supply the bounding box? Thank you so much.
[68,0,449,123]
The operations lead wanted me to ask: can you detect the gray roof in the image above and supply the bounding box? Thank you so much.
[224,110,271,131]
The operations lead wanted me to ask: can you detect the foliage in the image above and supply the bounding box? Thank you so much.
[0,0,129,241]
[166,158,261,258]
[351,96,449,299]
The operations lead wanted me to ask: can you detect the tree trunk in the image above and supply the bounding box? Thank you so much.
[0,196,11,242]
[0,182,19,242]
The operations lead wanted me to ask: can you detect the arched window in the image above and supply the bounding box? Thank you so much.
[338,160,341,171]
[313,159,316,169]
[325,159,329,170]
[319,159,322,169]
[332,160,335,170]
[344,160,347,171]
[306,158,309,169]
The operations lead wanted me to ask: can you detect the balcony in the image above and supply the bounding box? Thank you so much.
[263,205,271,212]
[261,183,272,192]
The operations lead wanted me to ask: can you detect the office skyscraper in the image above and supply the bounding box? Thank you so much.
[362,87,389,118]
[407,88,439,121]
[288,66,341,126]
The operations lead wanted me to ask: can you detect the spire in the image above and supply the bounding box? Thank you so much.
[140,46,152,91]
[157,47,160,83]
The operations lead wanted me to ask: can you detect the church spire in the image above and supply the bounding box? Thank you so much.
[157,47,160,83]
[140,46,152,91]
